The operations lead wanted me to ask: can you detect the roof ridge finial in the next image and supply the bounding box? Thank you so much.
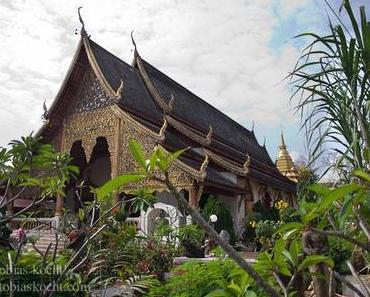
[131,31,139,57]
[251,121,255,132]
[280,131,286,148]
[78,7,88,37]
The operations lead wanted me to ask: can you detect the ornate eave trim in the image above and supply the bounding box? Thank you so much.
[166,116,208,146]
[135,55,170,112]
[111,104,164,141]
[158,145,206,181]
[205,149,249,176]
[83,37,117,100]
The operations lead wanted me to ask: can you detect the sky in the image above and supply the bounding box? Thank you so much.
[0,0,369,162]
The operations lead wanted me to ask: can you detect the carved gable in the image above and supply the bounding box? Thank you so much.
[67,67,113,115]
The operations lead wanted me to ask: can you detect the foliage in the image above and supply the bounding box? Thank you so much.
[291,0,370,174]
[327,237,352,274]
[254,220,281,251]
[202,196,235,243]
[177,224,205,248]
[147,259,246,297]
[0,249,88,297]
[296,166,319,203]
[253,201,279,222]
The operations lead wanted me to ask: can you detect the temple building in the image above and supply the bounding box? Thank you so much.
[28,15,296,235]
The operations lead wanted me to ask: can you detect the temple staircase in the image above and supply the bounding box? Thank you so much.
[25,230,66,254]
[10,217,67,254]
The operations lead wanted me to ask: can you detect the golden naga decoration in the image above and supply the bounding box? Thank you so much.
[115,79,124,99]
[158,116,168,141]
[243,154,251,169]
[168,93,175,112]
[205,149,249,176]
[206,125,213,146]
[200,153,209,177]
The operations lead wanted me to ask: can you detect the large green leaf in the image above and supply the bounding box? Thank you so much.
[129,140,147,170]
[96,174,145,201]
[317,184,362,212]
[298,255,334,271]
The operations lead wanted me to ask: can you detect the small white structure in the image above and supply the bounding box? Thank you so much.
[141,202,183,234]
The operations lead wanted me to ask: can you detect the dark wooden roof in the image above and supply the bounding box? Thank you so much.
[40,36,296,193]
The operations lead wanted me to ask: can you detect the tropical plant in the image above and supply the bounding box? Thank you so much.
[291,0,370,175]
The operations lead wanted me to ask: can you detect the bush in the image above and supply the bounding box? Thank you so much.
[255,220,281,251]
[201,196,235,243]
[178,224,204,247]
[147,259,237,297]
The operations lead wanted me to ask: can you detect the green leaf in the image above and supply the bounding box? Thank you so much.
[308,184,330,196]
[227,282,242,295]
[317,184,362,212]
[298,255,334,271]
[245,291,257,297]
[278,222,304,234]
[167,148,188,166]
[129,140,147,170]
[205,289,228,297]
[289,239,301,265]
[96,174,145,201]
[353,169,370,183]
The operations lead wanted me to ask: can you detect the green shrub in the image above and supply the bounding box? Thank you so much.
[201,196,235,243]
[328,238,352,274]
[178,224,204,247]
[255,220,281,251]
[147,259,237,297]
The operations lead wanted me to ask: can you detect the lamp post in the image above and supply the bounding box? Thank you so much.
[209,214,218,228]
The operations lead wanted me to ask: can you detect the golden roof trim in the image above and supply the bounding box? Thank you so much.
[205,149,249,176]
[159,145,206,181]
[111,105,164,141]
[83,37,117,99]
[166,116,208,146]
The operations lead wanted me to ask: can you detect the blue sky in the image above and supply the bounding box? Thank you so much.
[0,0,369,164]
[257,0,370,161]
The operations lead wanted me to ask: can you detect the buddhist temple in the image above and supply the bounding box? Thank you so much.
[11,11,296,236]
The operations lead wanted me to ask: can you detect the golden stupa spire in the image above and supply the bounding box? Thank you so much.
[276,131,299,182]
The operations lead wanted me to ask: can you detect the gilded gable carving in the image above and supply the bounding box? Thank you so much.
[68,67,113,115]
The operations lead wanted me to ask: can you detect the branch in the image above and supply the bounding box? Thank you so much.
[152,173,281,297]
[311,228,370,252]
[333,270,366,297]
[347,261,370,297]
[273,271,288,297]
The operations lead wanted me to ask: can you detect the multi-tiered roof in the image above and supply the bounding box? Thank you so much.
[38,19,296,194]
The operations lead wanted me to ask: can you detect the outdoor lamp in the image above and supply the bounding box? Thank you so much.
[209,214,218,223]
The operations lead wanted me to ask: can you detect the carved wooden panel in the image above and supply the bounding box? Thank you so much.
[67,68,113,116]
[118,117,194,190]
[64,106,117,162]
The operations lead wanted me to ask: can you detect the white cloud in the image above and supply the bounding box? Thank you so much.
[0,0,303,148]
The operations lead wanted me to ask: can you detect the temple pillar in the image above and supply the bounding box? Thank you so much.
[55,194,64,217]
[188,183,203,210]
[244,192,254,215]
[111,118,122,207]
